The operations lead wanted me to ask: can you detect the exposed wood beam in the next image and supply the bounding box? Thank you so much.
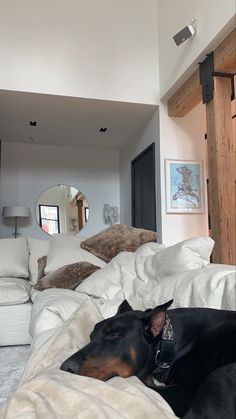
[168,28,236,117]
[167,70,201,117]
[206,76,236,264]
[214,28,236,73]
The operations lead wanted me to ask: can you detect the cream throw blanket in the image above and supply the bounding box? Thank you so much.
[1,299,177,419]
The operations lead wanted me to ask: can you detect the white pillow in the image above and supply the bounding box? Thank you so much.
[0,278,31,305]
[27,238,50,284]
[45,234,106,274]
[0,238,29,278]
[145,237,215,280]
[141,265,236,311]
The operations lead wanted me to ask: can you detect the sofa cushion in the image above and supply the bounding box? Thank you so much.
[45,234,106,274]
[28,238,50,284]
[0,278,31,306]
[80,224,158,262]
[34,261,101,290]
[0,238,29,278]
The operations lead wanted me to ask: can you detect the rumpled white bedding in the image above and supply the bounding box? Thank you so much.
[1,238,235,418]
[30,240,236,337]
[1,299,177,419]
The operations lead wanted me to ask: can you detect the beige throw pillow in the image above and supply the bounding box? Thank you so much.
[44,234,106,274]
[0,238,29,279]
[80,224,157,263]
[34,261,101,290]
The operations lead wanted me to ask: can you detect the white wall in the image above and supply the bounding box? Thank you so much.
[158,0,235,97]
[159,102,208,245]
[119,109,162,239]
[0,142,119,239]
[0,0,159,105]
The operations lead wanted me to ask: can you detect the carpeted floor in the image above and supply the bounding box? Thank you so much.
[0,345,31,407]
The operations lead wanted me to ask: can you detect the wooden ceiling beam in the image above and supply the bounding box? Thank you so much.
[167,28,236,117]
[167,69,201,117]
[214,28,236,73]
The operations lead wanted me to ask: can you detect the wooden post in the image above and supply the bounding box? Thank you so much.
[206,76,235,264]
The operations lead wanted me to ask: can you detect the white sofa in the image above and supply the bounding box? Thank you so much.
[0,237,50,345]
[0,235,106,346]
[0,235,235,348]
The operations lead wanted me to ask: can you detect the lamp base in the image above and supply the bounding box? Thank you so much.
[14,217,18,238]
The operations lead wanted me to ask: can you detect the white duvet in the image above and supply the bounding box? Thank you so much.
[1,238,235,419]
[30,239,236,337]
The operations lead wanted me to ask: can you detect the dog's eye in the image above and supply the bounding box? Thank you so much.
[107,332,122,341]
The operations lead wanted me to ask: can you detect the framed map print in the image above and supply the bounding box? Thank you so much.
[165,159,205,213]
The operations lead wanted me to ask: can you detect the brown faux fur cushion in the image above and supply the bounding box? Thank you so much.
[37,255,47,281]
[34,261,101,290]
[80,224,157,263]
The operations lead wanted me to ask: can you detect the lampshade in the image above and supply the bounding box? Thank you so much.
[2,206,31,218]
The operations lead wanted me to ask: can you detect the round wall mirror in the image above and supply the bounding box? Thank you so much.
[35,185,89,236]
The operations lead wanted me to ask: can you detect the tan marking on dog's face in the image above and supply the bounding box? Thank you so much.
[130,346,137,362]
[79,357,134,381]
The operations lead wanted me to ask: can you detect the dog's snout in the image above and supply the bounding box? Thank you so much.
[60,353,83,375]
[60,359,74,374]
[60,360,76,374]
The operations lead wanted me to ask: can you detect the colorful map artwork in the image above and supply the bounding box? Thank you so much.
[170,163,201,209]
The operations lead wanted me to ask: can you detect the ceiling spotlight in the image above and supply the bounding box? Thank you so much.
[30,121,37,126]
[99,127,107,133]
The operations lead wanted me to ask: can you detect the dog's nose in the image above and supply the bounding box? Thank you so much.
[60,358,80,374]
[60,351,86,375]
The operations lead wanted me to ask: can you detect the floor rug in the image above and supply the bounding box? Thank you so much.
[0,345,31,407]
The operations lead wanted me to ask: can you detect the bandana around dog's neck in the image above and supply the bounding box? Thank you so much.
[152,313,174,376]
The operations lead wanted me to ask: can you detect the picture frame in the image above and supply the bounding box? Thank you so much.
[165,159,205,213]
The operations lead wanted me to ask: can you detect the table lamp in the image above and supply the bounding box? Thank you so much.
[2,206,31,238]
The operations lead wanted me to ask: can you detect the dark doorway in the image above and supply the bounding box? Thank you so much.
[131,143,156,231]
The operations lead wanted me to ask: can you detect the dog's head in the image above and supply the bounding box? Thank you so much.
[60,299,173,381]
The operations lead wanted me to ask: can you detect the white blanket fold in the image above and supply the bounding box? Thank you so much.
[1,300,176,419]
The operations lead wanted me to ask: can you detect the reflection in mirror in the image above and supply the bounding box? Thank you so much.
[35,185,89,236]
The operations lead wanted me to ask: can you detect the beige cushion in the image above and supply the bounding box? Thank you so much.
[27,238,50,284]
[34,261,101,290]
[0,278,31,306]
[45,234,106,274]
[80,224,158,263]
[0,238,29,278]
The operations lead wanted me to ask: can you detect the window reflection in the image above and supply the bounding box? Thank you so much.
[35,185,89,236]
[39,205,60,235]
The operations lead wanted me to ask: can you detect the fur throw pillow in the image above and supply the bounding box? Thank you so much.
[34,261,101,290]
[80,224,157,263]
[37,255,47,281]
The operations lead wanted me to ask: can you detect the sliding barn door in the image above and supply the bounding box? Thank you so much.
[131,143,156,231]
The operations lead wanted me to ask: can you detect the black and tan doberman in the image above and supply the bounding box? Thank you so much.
[61,300,236,418]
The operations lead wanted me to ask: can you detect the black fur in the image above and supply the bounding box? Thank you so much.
[61,300,236,418]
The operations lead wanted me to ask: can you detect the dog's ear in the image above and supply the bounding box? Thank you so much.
[116,300,133,315]
[142,299,173,338]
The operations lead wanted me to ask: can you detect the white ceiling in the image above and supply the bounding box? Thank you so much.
[0,90,157,149]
